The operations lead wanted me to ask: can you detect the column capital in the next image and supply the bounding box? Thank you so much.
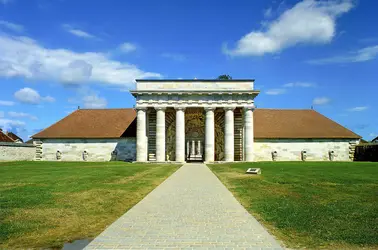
[204,107,216,112]
[136,107,147,111]
[154,106,167,111]
[243,104,256,111]
[174,106,186,111]
[224,106,236,111]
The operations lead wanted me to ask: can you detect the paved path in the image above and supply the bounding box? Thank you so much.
[86,163,283,249]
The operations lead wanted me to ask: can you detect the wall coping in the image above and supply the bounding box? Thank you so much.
[0,142,35,148]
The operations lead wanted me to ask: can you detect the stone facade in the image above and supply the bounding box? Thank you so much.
[0,142,36,161]
[254,139,359,161]
[38,138,136,162]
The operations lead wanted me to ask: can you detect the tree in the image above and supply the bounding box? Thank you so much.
[217,74,232,80]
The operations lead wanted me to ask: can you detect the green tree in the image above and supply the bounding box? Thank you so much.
[217,74,232,80]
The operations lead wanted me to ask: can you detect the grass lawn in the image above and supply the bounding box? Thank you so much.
[209,162,378,249]
[0,161,180,249]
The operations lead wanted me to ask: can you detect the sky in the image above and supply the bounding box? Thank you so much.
[0,0,377,141]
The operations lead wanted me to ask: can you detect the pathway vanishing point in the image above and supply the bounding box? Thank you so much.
[86,163,283,249]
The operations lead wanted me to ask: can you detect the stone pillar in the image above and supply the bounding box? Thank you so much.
[191,140,196,156]
[205,107,215,162]
[175,107,186,162]
[244,106,255,162]
[186,140,190,158]
[136,108,147,162]
[197,140,201,156]
[224,107,235,162]
[155,107,166,162]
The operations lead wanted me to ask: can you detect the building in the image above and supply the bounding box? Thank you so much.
[0,129,15,143]
[372,136,378,144]
[6,132,23,143]
[32,79,360,162]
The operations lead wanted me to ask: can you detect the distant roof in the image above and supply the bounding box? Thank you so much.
[6,132,23,142]
[254,109,360,139]
[32,109,136,139]
[0,130,14,142]
[372,136,378,142]
[32,108,360,139]
[135,79,255,82]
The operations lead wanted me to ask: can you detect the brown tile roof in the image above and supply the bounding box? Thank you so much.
[6,132,23,142]
[254,109,360,139]
[32,109,136,139]
[32,108,360,139]
[0,130,15,142]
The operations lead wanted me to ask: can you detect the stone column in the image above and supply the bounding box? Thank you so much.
[175,107,186,162]
[244,106,255,162]
[191,140,196,156]
[136,108,147,162]
[155,107,166,162]
[224,107,235,162]
[205,107,215,162]
[197,140,201,156]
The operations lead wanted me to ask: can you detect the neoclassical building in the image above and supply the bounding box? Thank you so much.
[32,79,361,162]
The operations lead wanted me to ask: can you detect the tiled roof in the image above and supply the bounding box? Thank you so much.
[32,109,136,139]
[254,109,360,139]
[32,108,360,139]
[0,130,15,142]
[6,132,23,142]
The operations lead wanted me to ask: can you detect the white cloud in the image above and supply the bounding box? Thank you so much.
[119,42,137,53]
[347,106,368,112]
[0,20,24,32]
[14,88,55,105]
[369,133,377,138]
[161,53,186,61]
[283,82,315,88]
[62,24,96,39]
[0,111,3,117]
[264,7,273,18]
[0,119,25,131]
[82,94,107,109]
[223,0,354,56]
[0,100,15,106]
[308,45,378,64]
[313,97,330,105]
[265,88,286,95]
[8,111,38,120]
[0,33,161,87]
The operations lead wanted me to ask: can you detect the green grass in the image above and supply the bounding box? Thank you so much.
[0,161,180,249]
[209,162,378,249]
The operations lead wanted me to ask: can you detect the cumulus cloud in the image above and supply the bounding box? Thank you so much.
[265,88,286,95]
[313,97,330,105]
[347,106,368,112]
[62,24,97,39]
[308,45,378,64]
[8,111,38,120]
[119,42,137,53]
[0,33,161,87]
[0,20,24,32]
[82,94,107,109]
[283,82,316,88]
[223,0,354,56]
[14,88,55,105]
[0,100,15,106]
[0,119,25,131]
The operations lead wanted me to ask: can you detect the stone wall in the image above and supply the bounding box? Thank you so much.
[38,138,136,162]
[0,142,36,161]
[254,139,359,161]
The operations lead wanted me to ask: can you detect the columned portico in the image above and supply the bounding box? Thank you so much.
[131,79,259,163]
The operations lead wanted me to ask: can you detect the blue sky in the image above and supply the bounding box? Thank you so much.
[0,0,377,141]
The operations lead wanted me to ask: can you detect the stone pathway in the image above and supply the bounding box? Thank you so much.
[86,163,283,249]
